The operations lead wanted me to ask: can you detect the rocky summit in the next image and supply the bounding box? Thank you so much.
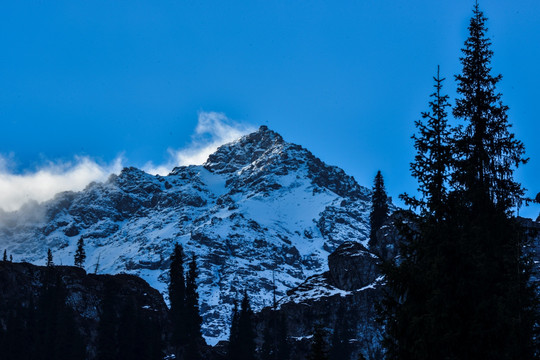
[0,126,375,344]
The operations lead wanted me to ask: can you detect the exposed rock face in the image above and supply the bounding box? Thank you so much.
[0,261,169,359]
[328,241,379,291]
[255,240,386,360]
[0,126,374,344]
[519,217,540,284]
[370,212,408,261]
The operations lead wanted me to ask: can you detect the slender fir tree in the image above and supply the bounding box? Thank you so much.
[448,4,536,358]
[382,68,454,359]
[234,291,256,360]
[74,237,86,268]
[369,171,389,249]
[402,66,452,218]
[227,300,241,360]
[46,249,53,267]
[168,244,187,350]
[453,4,527,208]
[185,253,204,359]
[2,250,6,262]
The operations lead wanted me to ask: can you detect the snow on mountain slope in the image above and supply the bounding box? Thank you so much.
[0,126,372,344]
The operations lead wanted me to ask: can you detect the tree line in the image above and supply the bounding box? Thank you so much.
[376,4,538,359]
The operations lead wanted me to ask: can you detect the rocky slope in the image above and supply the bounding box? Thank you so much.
[254,241,387,360]
[0,126,374,344]
[0,261,169,359]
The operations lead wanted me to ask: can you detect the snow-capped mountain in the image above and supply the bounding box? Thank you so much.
[0,126,373,344]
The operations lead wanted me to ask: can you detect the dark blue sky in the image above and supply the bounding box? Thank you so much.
[0,1,538,217]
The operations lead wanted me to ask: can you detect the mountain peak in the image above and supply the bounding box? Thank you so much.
[204,125,285,174]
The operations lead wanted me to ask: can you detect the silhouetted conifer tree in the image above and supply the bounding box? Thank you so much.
[382,4,538,359]
[74,237,86,268]
[2,249,6,262]
[227,300,241,360]
[402,65,452,217]
[185,253,204,359]
[228,291,256,360]
[46,249,53,267]
[449,5,536,358]
[168,243,187,350]
[369,171,389,249]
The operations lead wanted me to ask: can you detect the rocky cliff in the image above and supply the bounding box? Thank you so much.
[0,261,170,359]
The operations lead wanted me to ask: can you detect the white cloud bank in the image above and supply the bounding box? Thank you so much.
[0,112,253,212]
[0,157,124,212]
[144,111,255,175]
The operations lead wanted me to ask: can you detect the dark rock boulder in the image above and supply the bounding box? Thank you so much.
[327,241,379,291]
[254,239,386,360]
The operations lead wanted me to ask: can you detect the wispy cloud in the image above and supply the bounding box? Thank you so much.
[0,112,253,212]
[0,156,124,212]
[144,111,255,175]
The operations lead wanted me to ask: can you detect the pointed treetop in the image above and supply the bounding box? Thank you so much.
[46,248,54,267]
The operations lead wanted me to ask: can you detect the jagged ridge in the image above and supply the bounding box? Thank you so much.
[0,126,373,344]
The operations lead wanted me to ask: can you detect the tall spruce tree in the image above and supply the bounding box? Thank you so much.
[449,4,536,358]
[382,4,537,359]
[453,4,527,208]
[382,67,456,359]
[382,68,454,359]
[369,171,389,249]
[2,250,6,262]
[185,253,204,359]
[402,66,452,217]
[235,291,256,360]
[168,243,187,350]
[74,237,86,268]
[227,300,241,360]
[46,249,53,267]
